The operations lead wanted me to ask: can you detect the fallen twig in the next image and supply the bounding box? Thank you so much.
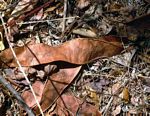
[0,74,35,116]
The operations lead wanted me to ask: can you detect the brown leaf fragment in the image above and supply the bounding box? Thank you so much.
[120,87,130,103]
[32,66,81,115]
[22,80,44,108]
[11,0,38,17]
[77,0,90,9]
[50,92,101,116]
[0,36,123,67]
[72,28,97,37]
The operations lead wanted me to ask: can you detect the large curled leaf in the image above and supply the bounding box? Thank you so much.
[0,36,123,115]
[0,36,123,67]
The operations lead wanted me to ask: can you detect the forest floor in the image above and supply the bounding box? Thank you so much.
[0,0,150,115]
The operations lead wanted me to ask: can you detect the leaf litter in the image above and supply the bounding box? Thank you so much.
[0,0,150,115]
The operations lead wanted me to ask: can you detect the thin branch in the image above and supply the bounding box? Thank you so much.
[0,74,35,116]
[0,13,44,116]
[62,0,68,32]
[3,16,78,25]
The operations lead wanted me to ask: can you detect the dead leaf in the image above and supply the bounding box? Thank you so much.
[22,80,44,107]
[32,8,44,20]
[77,0,90,9]
[120,87,130,103]
[51,92,101,116]
[0,31,5,51]
[72,28,97,37]
[32,66,81,115]
[11,0,38,16]
[0,41,5,51]
[7,0,55,27]
[86,87,100,107]
[109,2,123,11]
[0,36,124,67]
[112,49,136,67]
[11,0,38,17]
[45,3,61,13]
[99,18,113,35]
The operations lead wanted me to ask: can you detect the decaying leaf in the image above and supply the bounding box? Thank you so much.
[51,92,101,116]
[32,8,44,20]
[112,49,136,67]
[11,0,38,17]
[0,41,5,51]
[109,2,123,11]
[120,87,130,103]
[72,28,97,37]
[86,87,100,107]
[77,0,90,9]
[22,80,44,108]
[0,36,124,67]
[98,18,113,35]
[32,66,81,115]
[45,2,61,13]
[0,30,5,51]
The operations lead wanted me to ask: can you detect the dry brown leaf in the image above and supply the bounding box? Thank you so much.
[51,92,101,116]
[120,87,130,103]
[22,80,44,107]
[109,2,123,11]
[77,0,90,9]
[32,66,81,115]
[0,36,124,67]
[45,3,61,13]
[11,0,38,17]
[86,87,100,107]
[72,28,97,37]
[32,8,44,20]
